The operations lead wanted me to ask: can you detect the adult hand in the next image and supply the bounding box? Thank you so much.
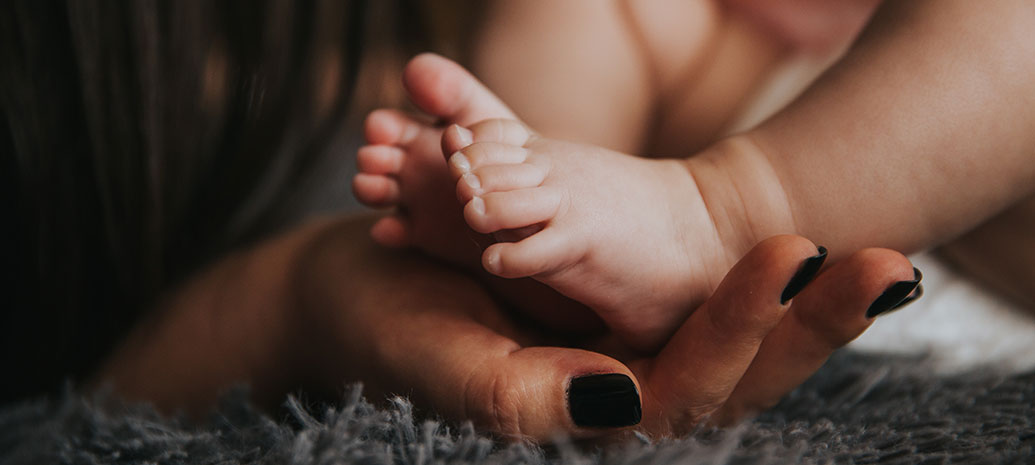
[295,219,920,440]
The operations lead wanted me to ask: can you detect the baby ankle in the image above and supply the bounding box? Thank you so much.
[685,136,799,262]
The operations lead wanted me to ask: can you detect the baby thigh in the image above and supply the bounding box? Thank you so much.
[471,0,724,155]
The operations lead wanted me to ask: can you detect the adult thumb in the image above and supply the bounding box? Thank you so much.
[387,322,644,440]
[349,290,643,441]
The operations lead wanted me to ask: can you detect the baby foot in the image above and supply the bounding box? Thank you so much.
[354,54,610,334]
[440,119,743,351]
[352,53,519,266]
[353,109,480,265]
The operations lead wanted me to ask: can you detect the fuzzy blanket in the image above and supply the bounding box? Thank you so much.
[2,351,1033,465]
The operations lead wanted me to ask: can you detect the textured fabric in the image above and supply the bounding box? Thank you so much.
[2,351,1033,464]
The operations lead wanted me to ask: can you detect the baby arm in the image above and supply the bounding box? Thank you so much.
[701,0,1035,258]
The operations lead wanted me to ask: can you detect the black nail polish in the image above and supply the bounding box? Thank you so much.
[866,267,923,318]
[568,374,641,428]
[781,246,828,304]
[891,284,924,311]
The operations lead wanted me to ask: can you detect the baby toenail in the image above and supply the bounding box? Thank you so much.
[462,173,481,190]
[469,196,486,215]
[453,125,473,146]
[450,152,471,173]
[483,250,500,274]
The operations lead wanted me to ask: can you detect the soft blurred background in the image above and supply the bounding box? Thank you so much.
[0,0,477,405]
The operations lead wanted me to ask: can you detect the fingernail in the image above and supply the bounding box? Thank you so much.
[450,151,471,173]
[891,284,923,311]
[866,267,923,318]
[462,172,481,190]
[469,196,485,216]
[780,246,828,304]
[454,125,473,146]
[568,374,641,428]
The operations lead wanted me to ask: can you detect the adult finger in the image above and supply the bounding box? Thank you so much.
[716,248,921,423]
[310,239,644,441]
[369,297,644,440]
[634,235,823,436]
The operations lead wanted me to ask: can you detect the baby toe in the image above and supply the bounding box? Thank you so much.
[465,118,535,147]
[441,119,534,155]
[447,142,528,179]
[363,108,426,147]
[482,228,581,279]
[456,163,547,203]
[403,53,518,125]
[441,124,474,156]
[364,109,408,145]
[352,173,401,208]
[370,214,413,248]
[356,145,405,175]
[463,187,561,234]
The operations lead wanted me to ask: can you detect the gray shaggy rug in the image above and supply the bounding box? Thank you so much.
[1,352,1033,465]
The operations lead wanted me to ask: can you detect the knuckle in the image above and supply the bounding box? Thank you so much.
[465,368,523,437]
[705,302,771,343]
[665,402,723,436]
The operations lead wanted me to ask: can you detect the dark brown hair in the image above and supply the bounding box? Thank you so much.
[0,0,436,403]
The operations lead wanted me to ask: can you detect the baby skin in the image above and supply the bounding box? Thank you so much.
[439,120,758,350]
[355,54,785,351]
[359,0,1035,354]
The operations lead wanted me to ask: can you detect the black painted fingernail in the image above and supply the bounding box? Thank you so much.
[568,374,641,428]
[781,246,828,304]
[891,284,924,311]
[866,267,923,318]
